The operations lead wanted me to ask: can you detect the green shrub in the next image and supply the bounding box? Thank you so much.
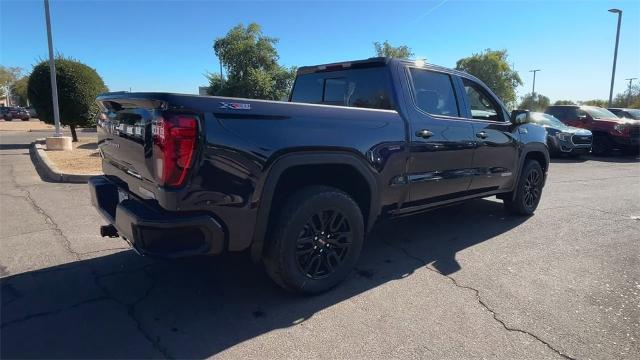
[28,57,107,141]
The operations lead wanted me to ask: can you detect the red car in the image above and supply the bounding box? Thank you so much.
[545,105,640,155]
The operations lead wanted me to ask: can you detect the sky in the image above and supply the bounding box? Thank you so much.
[1,0,639,103]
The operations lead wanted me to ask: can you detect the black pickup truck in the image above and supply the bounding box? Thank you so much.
[90,57,549,293]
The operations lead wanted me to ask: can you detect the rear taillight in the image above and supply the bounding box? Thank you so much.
[152,114,198,188]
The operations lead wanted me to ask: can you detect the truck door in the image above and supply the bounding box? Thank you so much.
[458,77,519,192]
[403,67,476,204]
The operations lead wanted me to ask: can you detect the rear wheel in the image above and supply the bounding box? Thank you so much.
[504,160,544,216]
[263,186,364,294]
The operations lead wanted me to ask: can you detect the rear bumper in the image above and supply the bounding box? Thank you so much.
[89,176,225,258]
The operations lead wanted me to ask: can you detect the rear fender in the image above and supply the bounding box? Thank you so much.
[250,152,380,261]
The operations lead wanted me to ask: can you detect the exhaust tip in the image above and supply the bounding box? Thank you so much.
[100,225,119,238]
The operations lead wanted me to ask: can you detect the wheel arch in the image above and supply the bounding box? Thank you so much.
[250,152,380,261]
[510,143,549,201]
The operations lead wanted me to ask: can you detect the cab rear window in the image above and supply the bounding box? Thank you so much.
[290,67,395,110]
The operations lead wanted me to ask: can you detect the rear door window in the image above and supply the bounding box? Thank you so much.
[408,68,460,117]
[290,67,395,110]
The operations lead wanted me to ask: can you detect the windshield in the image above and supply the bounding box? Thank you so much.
[623,109,640,119]
[583,107,619,119]
[529,112,566,127]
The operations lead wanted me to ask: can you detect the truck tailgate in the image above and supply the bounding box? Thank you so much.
[96,94,201,202]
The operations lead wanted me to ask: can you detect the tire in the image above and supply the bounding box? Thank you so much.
[591,134,613,156]
[263,186,364,294]
[503,160,544,216]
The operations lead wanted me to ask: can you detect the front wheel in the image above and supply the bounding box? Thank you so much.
[503,160,544,216]
[263,186,364,294]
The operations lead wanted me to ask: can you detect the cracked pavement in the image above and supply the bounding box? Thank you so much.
[1,126,639,359]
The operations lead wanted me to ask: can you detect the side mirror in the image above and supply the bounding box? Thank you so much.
[578,114,588,122]
[511,109,530,124]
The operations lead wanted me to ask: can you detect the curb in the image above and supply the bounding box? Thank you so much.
[30,139,101,183]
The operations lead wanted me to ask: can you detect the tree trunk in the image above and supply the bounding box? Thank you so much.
[70,125,78,142]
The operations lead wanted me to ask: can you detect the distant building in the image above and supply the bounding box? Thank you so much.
[198,86,209,96]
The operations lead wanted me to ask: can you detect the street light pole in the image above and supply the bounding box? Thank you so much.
[608,8,622,108]
[44,0,62,137]
[625,77,637,107]
[219,58,224,84]
[529,69,541,95]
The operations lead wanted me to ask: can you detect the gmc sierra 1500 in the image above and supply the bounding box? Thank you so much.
[90,57,549,294]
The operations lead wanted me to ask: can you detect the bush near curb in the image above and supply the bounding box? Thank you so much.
[27,57,107,142]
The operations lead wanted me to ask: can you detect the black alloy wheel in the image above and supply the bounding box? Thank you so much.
[264,186,364,294]
[523,167,542,210]
[503,160,544,216]
[296,209,353,279]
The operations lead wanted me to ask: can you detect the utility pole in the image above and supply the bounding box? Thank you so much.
[625,78,637,107]
[608,9,622,107]
[529,69,541,95]
[44,0,62,137]
[219,58,224,84]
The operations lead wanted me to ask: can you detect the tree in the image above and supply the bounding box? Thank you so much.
[554,100,575,105]
[579,99,607,107]
[28,57,107,142]
[612,84,640,108]
[207,23,296,100]
[518,93,550,111]
[0,66,22,105]
[455,49,522,107]
[575,86,640,108]
[373,40,414,59]
[10,76,29,106]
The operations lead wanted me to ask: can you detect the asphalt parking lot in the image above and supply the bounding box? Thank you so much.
[1,126,639,359]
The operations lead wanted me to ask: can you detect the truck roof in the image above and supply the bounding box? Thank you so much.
[296,57,391,75]
[297,57,474,80]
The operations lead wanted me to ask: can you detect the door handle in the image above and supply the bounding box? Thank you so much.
[475,131,488,139]
[416,129,433,139]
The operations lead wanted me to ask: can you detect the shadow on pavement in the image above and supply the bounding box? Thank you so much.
[0,144,31,150]
[76,142,98,150]
[1,198,528,358]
